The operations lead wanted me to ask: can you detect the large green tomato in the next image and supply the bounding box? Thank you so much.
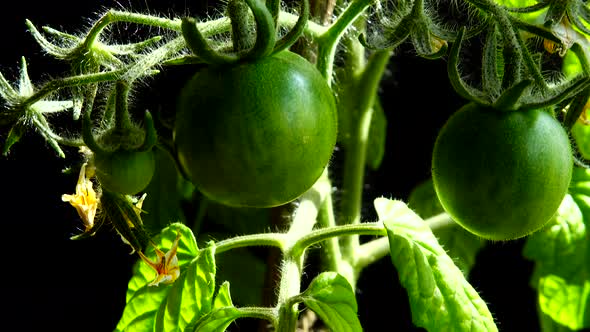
[174,51,337,208]
[432,104,573,240]
[94,149,156,195]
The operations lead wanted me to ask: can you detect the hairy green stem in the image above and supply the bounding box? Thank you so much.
[355,213,455,270]
[275,170,331,331]
[113,81,131,131]
[316,0,376,82]
[22,70,124,107]
[31,115,84,147]
[215,233,287,254]
[235,307,279,327]
[293,222,385,258]
[339,50,391,284]
[316,183,342,272]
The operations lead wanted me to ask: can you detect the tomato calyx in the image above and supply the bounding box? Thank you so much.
[180,0,309,65]
[449,27,590,112]
[81,80,157,195]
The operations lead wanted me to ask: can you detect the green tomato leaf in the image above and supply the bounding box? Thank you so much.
[115,223,199,332]
[407,179,485,275]
[213,281,233,309]
[539,307,577,332]
[154,245,216,332]
[299,272,362,332]
[189,307,242,332]
[538,275,590,330]
[366,99,387,170]
[188,282,263,332]
[376,197,498,332]
[524,167,590,330]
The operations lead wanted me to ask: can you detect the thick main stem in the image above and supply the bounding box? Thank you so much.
[275,170,331,331]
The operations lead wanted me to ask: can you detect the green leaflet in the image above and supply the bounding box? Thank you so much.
[376,197,498,332]
[538,276,590,331]
[407,179,485,275]
[190,307,242,332]
[188,281,243,332]
[154,246,216,332]
[299,272,362,332]
[524,167,590,330]
[115,223,199,332]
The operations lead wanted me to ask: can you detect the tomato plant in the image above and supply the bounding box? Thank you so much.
[174,51,337,207]
[432,104,573,240]
[2,0,590,331]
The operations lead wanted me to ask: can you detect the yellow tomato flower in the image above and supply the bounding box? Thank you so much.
[62,163,98,233]
[138,232,182,286]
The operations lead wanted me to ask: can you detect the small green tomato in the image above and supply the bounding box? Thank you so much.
[94,149,156,195]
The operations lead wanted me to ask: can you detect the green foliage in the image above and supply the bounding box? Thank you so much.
[116,223,200,331]
[524,168,590,330]
[298,272,362,332]
[4,0,590,330]
[377,198,498,331]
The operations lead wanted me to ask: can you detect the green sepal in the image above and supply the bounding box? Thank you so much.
[100,189,151,253]
[447,28,489,104]
[135,110,157,152]
[521,75,590,110]
[492,79,533,110]
[181,17,239,64]
[510,17,563,44]
[544,0,568,28]
[569,7,590,35]
[272,0,309,54]
[482,23,503,98]
[564,87,590,130]
[504,1,550,13]
[3,121,26,156]
[358,16,411,51]
[228,0,256,52]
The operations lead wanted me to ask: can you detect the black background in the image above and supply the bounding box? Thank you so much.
[0,1,539,331]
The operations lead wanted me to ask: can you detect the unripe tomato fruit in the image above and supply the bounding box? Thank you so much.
[94,149,156,195]
[174,51,337,207]
[432,104,572,240]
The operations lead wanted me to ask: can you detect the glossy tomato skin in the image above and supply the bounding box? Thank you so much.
[174,51,337,207]
[432,103,572,240]
[94,149,155,195]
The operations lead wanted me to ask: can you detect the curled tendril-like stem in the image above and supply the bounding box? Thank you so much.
[272,0,310,54]
[182,0,277,64]
[492,80,533,111]
[564,87,590,130]
[82,109,109,156]
[447,28,489,104]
